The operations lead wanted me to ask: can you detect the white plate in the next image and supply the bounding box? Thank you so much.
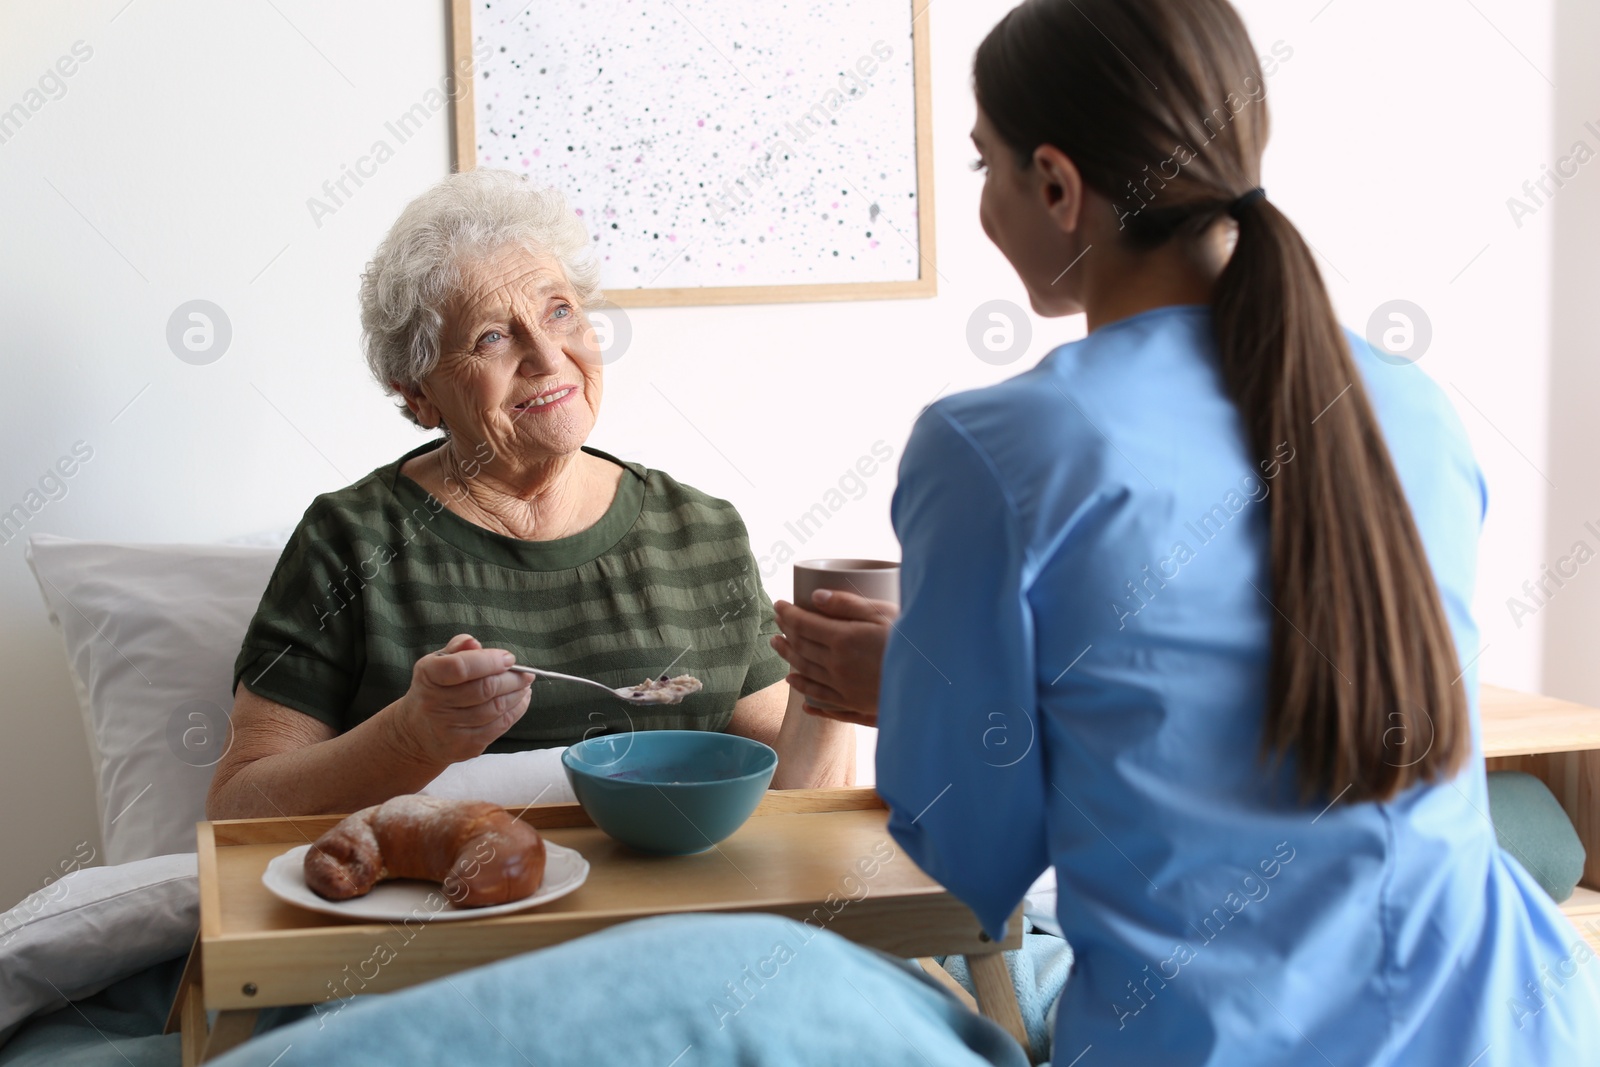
[261,841,589,921]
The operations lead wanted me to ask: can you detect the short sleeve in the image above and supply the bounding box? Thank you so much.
[738,577,790,698]
[232,503,362,729]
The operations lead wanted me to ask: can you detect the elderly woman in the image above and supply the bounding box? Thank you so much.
[207,170,854,820]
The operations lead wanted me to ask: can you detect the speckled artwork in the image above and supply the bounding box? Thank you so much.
[470,0,923,293]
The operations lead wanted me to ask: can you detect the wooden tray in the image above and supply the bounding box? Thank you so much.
[176,788,1030,1062]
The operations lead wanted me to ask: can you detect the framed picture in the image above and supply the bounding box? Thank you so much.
[449,0,935,307]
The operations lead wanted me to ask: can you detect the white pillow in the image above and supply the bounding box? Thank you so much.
[420,748,578,807]
[0,853,198,1045]
[26,535,283,864]
[26,534,586,865]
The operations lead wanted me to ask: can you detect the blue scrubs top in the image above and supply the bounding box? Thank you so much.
[876,305,1600,1065]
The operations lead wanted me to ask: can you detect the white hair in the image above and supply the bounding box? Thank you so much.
[358,169,602,424]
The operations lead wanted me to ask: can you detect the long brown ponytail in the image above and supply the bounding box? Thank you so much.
[974,0,1467,803]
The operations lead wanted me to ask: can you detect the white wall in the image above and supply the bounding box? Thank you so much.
[1540,0,1600,705]
[0,0,1578,910]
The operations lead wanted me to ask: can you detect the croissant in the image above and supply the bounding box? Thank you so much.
[303,795,546,907]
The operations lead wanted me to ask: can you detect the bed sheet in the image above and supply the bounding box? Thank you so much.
[0,955,311,1067]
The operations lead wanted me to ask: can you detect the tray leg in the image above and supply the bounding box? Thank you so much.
[965,952,1032,1059]
[179,979,207,1067]
[201,1010,260,1063]
[164,935,201,1037]
[161,935,205,1067]
[916,957,978,1011]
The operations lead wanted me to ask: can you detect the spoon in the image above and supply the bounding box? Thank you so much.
[508,665,703,705]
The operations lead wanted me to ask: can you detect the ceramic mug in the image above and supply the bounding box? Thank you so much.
[791,558,900,714]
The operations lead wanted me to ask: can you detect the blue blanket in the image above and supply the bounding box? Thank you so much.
[0,956,308,1067]
[211,915,1029,1066]
[3,916,1040,1067]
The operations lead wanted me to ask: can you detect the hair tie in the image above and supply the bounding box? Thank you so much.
[1228,187,1267,219]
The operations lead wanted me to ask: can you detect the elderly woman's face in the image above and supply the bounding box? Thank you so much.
[407,246,603,463]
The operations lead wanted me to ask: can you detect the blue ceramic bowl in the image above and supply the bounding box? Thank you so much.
[561,731,778,855]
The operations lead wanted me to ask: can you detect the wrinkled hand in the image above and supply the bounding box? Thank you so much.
[393,634,533,764]
[771,590,898,728]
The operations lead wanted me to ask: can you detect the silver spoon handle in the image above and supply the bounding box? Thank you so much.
[508,664,630,700]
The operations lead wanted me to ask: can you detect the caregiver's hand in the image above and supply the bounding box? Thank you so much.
[771,591,898,727]
[393,634,533,763]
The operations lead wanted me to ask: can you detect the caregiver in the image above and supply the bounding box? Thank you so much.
[772,0,1600,1062]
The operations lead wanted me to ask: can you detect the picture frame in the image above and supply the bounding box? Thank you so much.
[448,0,935,308]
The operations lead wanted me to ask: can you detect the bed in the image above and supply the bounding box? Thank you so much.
[3,534,1070,1066]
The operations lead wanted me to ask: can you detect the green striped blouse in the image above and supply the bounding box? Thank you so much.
[233,440,788,752]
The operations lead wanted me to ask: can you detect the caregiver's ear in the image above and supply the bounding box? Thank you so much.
[393,380,443,429]
[1031,144,1087,234]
